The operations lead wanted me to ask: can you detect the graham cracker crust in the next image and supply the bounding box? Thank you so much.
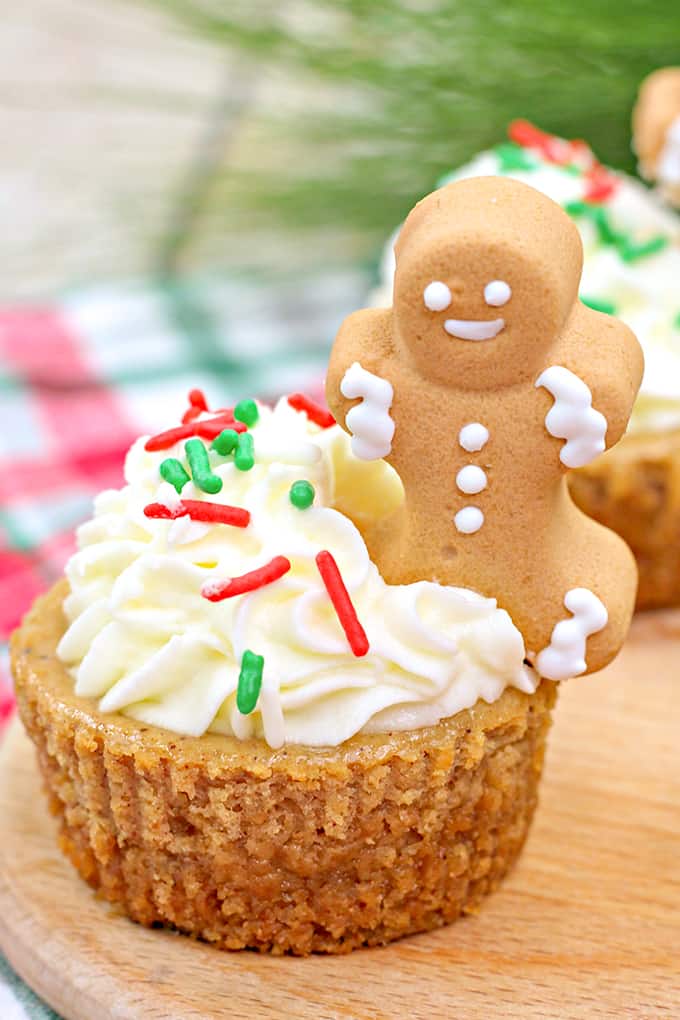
[11,581,555,955]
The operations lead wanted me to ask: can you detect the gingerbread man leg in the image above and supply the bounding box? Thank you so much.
[534,519,637,679]
[536,589,608,680]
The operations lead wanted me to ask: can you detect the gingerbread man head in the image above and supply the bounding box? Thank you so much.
[393,176,583,389]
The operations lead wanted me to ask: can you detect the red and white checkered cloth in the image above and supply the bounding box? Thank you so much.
[0,271,367,732]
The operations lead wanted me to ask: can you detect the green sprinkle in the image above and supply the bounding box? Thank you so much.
[237,650,264,714]
[289,480,315,510]
[591,206,622,247]
[618,235,668,263]
[674,311,680,331]
[581,295,617,316]
[562,163,583,177]
[160,458,190,493]
[564,200,589,217]
[563,200,667,264]
[494,142,537,173]
[564,200,620,245]
[234,432,255,471]
[234,399,259,426]
[211,429,239,456]
[184,438,222,494]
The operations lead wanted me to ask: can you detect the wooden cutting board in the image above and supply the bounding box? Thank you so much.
[1,610,679,1020]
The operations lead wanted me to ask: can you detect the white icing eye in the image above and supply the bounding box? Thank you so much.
[484,280,511,307]
[423,281,452,312]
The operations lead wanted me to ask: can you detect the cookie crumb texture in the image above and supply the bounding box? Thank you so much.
[12,584,555,955]
[570,429,680,610]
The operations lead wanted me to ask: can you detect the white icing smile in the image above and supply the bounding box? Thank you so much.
[444,318,505,341]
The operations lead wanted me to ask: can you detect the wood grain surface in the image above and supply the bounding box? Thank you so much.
[1,610,679,1020]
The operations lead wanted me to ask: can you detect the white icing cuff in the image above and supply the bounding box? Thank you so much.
[340,361,395,461]
[657,116,680,187]
[536,588,608,680]
[536,365,607,468]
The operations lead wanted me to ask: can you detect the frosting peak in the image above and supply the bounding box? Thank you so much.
[57,396,534,748]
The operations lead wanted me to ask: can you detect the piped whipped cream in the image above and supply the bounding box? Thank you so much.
[372,133,680,435]
[57,398,534,749]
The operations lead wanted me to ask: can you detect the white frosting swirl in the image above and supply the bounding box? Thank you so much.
[372,142,680,435]
[57,399,533,748]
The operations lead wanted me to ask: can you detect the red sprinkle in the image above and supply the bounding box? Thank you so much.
[144,502,188,519]
[315,550,369,657]
[144,500,250,527]
[508,119,557,159]
[189,388,208,409]
[570,138,591,159]
[508,118,543,148]
[145,414,246,451]
[287,393,336,429]
[182,388,209,423]
[509,119,573,165]
[195,415,247,440]
[509,119,619,205]
[182,406,202,424]
[201,556,291,602]
[145,424,196,451]
[584,169,618,204]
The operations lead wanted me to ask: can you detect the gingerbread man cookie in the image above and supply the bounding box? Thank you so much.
[633,67,680,206]
[327,176,644,678]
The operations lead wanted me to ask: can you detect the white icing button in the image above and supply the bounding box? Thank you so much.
[456,465,487,495]
[454,506,484,534]
[458,422,489,452]
[484,280,512,307]
[423,280,452,312]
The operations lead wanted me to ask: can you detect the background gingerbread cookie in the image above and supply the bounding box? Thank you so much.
[633,67,680,206]
[328,176,644,678]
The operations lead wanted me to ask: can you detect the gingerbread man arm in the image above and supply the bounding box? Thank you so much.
[326,307,397,461]
[536,305,643,469]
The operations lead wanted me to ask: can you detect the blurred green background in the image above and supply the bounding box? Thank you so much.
[2,0,678,298]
